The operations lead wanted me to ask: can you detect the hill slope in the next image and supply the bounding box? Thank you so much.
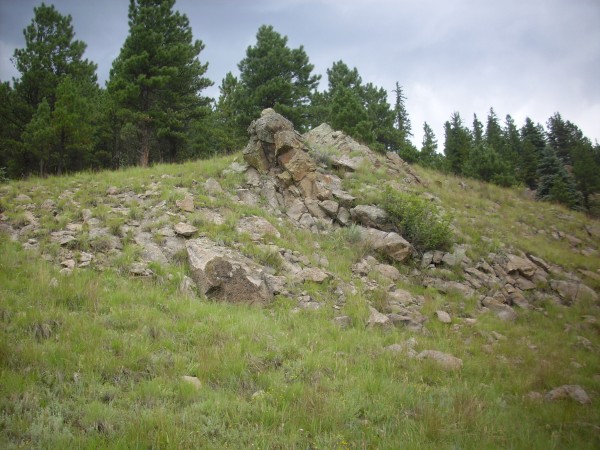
[1,110,599,449]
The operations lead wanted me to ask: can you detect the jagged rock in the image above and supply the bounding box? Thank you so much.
[297,267,330,283]
[481,297,518,321]
[417,350,463,371]
[367,306,392,329]
[78,252,94,267]
[352,256,378,276]
[236,216,280,241]
[176,195,194,213]
[388,289,419,306]
[318,199,339,218]
[237,189,259,206]
[244,167,261,187]
[332,315,352,328]
[550,280,598,304]
[527,254,551,272]
[359,227,413,263]
[351,205,389,230]
[134,232,169,265]
[130,263,153,277]
[264,274,287,295]
[174,222,198,238]
[373,263,401,281]
[61,259,76,270]
[513,277,536,291]
[388,314,423,332]
[435,310,452,324]
[204,178,224,195]
[277,143,316,182]
[546,385,591,404]
[51,231,77,246]
[505,254,537,279]
[186,237,272,305]
[243,109,295,171]
[198,208,225,225]
[336,207,351,226]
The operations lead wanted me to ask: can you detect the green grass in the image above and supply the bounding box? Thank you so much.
[0,154,599,448]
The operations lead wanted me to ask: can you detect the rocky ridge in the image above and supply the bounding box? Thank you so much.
[0,109,598,338]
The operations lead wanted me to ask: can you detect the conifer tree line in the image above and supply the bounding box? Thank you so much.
[1,1,599,212]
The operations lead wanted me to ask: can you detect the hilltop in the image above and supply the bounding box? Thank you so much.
[1,110,599,449]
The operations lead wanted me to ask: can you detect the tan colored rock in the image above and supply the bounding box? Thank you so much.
[186,237,272,305]
[319,199,339,218]
[417,350,463,371]
[236,216,280,241]
[435,310,452,324]
[546,385,591,404]
[360,227,413,263]
[551,280,598,304]
[506,254,537,279]
[351,205,389,229]
[373,263,401,281]
[176,195,194,212]
[297,267,330,283]
[174,222,198,238]
[277,147,316,182]
[367,306,392,329]
[204,178,224,195]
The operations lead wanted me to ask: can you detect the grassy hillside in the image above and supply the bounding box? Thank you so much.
[1,153,599,449]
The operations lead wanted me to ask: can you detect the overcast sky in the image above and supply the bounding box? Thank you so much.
[1,0,599,147]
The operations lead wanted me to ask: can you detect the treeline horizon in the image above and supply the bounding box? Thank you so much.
[1,1,599,213]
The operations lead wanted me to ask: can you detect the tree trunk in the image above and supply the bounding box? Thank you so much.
[139,125,150,167]
[57,129,65,175]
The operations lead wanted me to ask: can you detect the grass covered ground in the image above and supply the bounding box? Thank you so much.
[1,155,599,449]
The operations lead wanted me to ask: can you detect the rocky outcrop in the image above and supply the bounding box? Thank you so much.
[186,237,273,305]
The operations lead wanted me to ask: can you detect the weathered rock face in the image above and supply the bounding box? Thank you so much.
[186,237,272,305]
[359,227,413,263]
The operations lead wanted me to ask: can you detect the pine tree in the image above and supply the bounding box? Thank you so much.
[13,3,97,113]
[235,25,320,131]
[537,147,582,209]
[419,122,444,169]
[520,117,546,189]
[108,0,212,166]
[9,2,98,176]
[444,112,471,174]
[472,114,483,147]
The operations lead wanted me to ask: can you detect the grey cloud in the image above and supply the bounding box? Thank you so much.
[0,0,598,144]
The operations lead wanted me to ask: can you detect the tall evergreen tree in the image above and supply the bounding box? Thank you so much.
[443,112,471,174]
[472,114,484,147]
[520,117,546,189]
[485,107,505,155]
[419,121,445,169]
[537,147,582,209]
[6,2,98,176]
[235,25,320,131]
[12,2,97,113]
[108,0,212,167]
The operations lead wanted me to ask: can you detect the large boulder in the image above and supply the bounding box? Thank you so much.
[350,205,390,230]
[359,227,413,263]
[186,238,272,305]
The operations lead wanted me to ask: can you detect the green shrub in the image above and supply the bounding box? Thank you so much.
[380,187,453,252]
